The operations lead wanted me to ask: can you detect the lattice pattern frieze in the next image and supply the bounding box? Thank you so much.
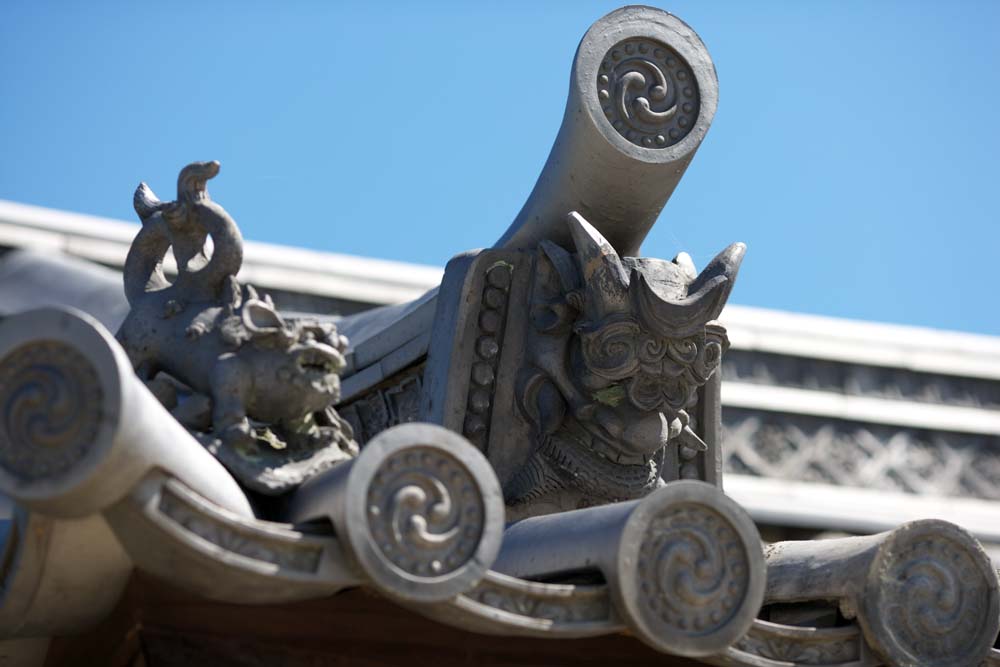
[722,408,1000,500]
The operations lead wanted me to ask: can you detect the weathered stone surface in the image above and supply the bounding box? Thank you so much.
[765,519,1000,667]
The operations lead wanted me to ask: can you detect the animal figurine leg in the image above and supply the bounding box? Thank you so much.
[210,353,254,446]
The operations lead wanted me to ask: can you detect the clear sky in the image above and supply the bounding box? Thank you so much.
[2,1,998,334]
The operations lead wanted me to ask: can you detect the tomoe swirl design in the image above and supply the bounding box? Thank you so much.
[636,503,749,637]
[617,482,764,656]
[862,523,1000,667]
[0,341,103,481]
[598,38,700,148]
[365,446,485,578]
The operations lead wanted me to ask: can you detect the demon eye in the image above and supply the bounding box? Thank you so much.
[580,320,641,381]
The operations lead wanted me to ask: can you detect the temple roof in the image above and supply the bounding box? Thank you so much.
[1,6,997,664]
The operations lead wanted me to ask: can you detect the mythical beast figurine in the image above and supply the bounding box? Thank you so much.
[116,161,356,493]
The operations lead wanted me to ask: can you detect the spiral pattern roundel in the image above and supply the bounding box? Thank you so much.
[635,502,749,636]
[616,482,764,657]
[862,521,1000,667]
[0,341,103,482]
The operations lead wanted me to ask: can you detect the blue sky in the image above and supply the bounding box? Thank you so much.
[2,1,998,334]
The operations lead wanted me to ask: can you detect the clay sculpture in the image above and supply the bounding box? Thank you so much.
[116,161,356,493]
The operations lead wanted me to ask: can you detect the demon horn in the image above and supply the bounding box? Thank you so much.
[566,211,630,320]
[631,242,746,338]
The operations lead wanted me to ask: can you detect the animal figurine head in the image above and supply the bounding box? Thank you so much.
[229,291,349,421]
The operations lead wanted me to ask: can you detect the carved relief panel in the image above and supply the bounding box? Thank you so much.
[423,213,742,519]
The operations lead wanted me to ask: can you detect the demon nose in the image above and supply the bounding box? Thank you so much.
[623,411,678,455]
